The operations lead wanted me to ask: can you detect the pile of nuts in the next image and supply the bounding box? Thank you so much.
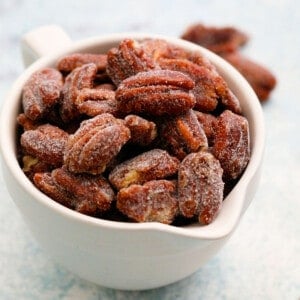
[18,38,250,225]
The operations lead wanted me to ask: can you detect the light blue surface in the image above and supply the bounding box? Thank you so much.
[0,0,299,299]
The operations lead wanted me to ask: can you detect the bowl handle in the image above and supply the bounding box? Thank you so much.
[21,25,72,67]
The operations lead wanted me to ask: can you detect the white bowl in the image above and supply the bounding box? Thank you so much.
[0,25,264,290]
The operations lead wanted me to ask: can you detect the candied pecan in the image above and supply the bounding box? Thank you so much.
[124,115,157,146]
[117,180,178,224]
[141,38,189,60]
[116,69,195,116]
[106,39,157,86]
[221,52,277,101]
[20,124,69,167]
[158,58,217,112]
[64,113,130,174]
[60,63,97,122]
[212,110,250,181]
[158,58,241,113]
[187,51,215,71]
[181,23,248,54]
[178,151,224,225]
[109,149,179,190]
[22,68,63,121]
[142,39,215,70]
[34,167,115,215]
[193,110,217,145]
[52,167,114,214]
[57,53,107,73]
[33,171,74,209]
[75,88,118,117]
[159,110,208,160]
[17,113,40,131]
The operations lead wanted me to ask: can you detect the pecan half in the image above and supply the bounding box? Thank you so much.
[221,52,277,101]
[75,88,118,117]
[57,53,107,73]
[22,68,63,121]
[159,110,208,160]
[117,180,178,224]
[20,124,69,167]
[116,69,196,116]
[181,23,248,54]
[212,110,250,181]
[141,38,189,60]
[158,58,241,113]
[109,149,180,190]
[64,113,130,174]
[178,151,224,225]
[52,167,114,214]
[106,39,157,86]
[60,63,97,122]
[34,167,115,215]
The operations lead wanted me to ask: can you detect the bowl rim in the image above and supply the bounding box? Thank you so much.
[0,32,265,240]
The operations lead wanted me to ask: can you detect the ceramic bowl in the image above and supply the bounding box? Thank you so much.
[0,25,264,290]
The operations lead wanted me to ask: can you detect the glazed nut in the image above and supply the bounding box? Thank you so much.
[116,69,196,116]
[106,39,157,86]
[60,63,98,122]
[158,58,241,114]
[64,113,131,174]
[181,23,248,54]
[159,110,208,160]
[124,115,157,146]
[178,151,224,225]
[57,53,107,73]
[20,124,69,167]
[221,52,277,101]
[75,88,118,117]
[34,167,115,215]
[193,110,217,145]
[212,110,250,181]
[109,149,180,190]
[22,68,63,121]
[141,38,190,61]
[17,113,40,131]
[117,180,178,224]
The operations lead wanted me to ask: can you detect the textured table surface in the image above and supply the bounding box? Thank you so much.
[0,1,299,299]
